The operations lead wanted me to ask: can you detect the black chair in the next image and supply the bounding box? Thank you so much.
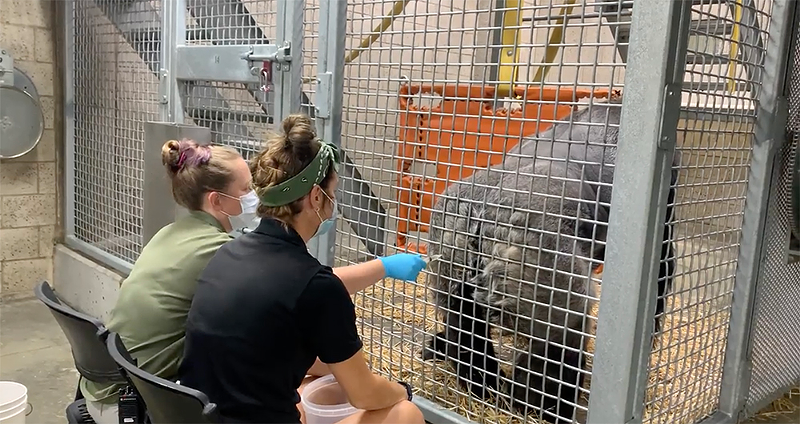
[34,280,129,424]
[106,332,221,424]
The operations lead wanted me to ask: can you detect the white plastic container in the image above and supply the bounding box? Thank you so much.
[0,381,28,424]
[301,375,359,424]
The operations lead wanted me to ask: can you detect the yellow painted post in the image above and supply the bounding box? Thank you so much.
[727,1,743,93]
[533,0,577,83]
[497,0,522,98]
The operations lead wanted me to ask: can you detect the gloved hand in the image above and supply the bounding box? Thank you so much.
[379,253,427,281]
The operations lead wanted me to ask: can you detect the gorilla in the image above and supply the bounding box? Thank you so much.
[421,95,678,423]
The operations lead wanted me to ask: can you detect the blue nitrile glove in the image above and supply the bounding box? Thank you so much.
[379,253,427,281]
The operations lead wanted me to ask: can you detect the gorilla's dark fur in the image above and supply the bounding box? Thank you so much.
[421,96,678,423]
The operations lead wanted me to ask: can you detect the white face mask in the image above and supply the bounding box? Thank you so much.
[221,190,261,234]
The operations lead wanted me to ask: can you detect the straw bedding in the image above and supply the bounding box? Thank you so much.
[352,274,799,424]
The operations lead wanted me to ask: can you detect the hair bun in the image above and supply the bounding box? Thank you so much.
[161,139,183,174]
[281,115,316,157]
[282,114,312,136]
[161,139,211,175]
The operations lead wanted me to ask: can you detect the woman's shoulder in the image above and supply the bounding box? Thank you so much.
[310,265,338,281]
[156,214,231,244]
[139,219,232,268]
[303,266,347,298]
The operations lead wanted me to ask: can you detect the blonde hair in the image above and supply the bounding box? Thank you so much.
[250,114,335,221]
[161,139,242,210]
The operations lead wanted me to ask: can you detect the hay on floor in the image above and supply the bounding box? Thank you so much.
[752,388,800,421]
[353,273,534,424]
[352,274,798,424]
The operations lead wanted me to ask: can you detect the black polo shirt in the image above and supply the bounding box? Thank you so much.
[178,218,364,423]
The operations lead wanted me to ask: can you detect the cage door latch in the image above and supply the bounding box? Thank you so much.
[175,44,286,85]
[243,42,292,72]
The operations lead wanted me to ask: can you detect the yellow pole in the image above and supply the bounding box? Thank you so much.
[496,0,523,98]
[533,0,577,83]
[727,1,743,93]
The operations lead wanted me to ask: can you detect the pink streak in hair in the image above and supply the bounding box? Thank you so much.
[177,151,187,168]
[176,139,212,169]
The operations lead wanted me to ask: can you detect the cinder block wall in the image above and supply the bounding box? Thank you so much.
[0,0,60,300]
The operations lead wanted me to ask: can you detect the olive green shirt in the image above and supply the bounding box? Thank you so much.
[81,211,232,404]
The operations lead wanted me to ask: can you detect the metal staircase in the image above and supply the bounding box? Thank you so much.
[593,0,764,94]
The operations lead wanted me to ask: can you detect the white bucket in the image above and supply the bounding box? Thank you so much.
[0,381,27,424]
[300,375,359,424]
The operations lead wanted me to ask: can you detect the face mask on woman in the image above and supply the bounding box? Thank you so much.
[221,190,261,233]
[311,190,337,240]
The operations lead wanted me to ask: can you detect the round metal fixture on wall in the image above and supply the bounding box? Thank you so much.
[11,67,40,100]
[0,83,45,159]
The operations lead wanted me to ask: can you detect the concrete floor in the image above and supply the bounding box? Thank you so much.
[0,298,78,423]
[0,297,797,424]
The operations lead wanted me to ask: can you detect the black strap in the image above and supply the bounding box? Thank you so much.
[397,381,413,401]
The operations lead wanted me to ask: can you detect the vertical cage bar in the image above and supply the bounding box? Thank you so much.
[160,0,186,123]
[487,0,506,85]
[586,0,692,422]
[64,0,76,239]
[272,0,305,125]
[714,1,796,421]
[309,0,348,267]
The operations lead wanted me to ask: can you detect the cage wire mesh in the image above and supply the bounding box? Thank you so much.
[179,0,319,159]
[332,1,779,424]
[71,0,162,264]
[301,1,320,129]
[744,11,800,416]
[338,1,625,423]
[643,1,773,424]
[65,0,787,423]
[182,0,279,160]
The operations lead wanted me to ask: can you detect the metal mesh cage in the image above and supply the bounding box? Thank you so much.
[71,0,162,264]
[180,0,319,160]
[336,2,627,422]
[744,12,800,415]
[329,1,781,423]
[63,1,792,423]
[181,0,279,159]
[642,1,773,423]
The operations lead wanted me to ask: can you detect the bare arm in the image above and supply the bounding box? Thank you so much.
[328,349,407,411]
[333,260,385,295]
[307,358,331,377]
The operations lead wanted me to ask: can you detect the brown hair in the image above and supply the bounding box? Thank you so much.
[161,139,242,210]
[250,114,335,221]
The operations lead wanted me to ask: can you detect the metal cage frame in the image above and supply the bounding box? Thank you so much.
[61,0,798,423]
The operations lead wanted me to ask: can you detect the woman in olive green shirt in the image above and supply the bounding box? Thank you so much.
[82,138,256,423]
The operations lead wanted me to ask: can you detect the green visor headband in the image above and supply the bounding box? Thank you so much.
[258,141,341,207]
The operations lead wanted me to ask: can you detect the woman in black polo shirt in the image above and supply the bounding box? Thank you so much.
[179,114,426,424]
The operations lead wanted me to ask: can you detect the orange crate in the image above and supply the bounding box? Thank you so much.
[395,83,615,252]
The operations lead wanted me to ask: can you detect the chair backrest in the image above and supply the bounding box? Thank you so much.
[106,332,220,424]
[34,280,125,384]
